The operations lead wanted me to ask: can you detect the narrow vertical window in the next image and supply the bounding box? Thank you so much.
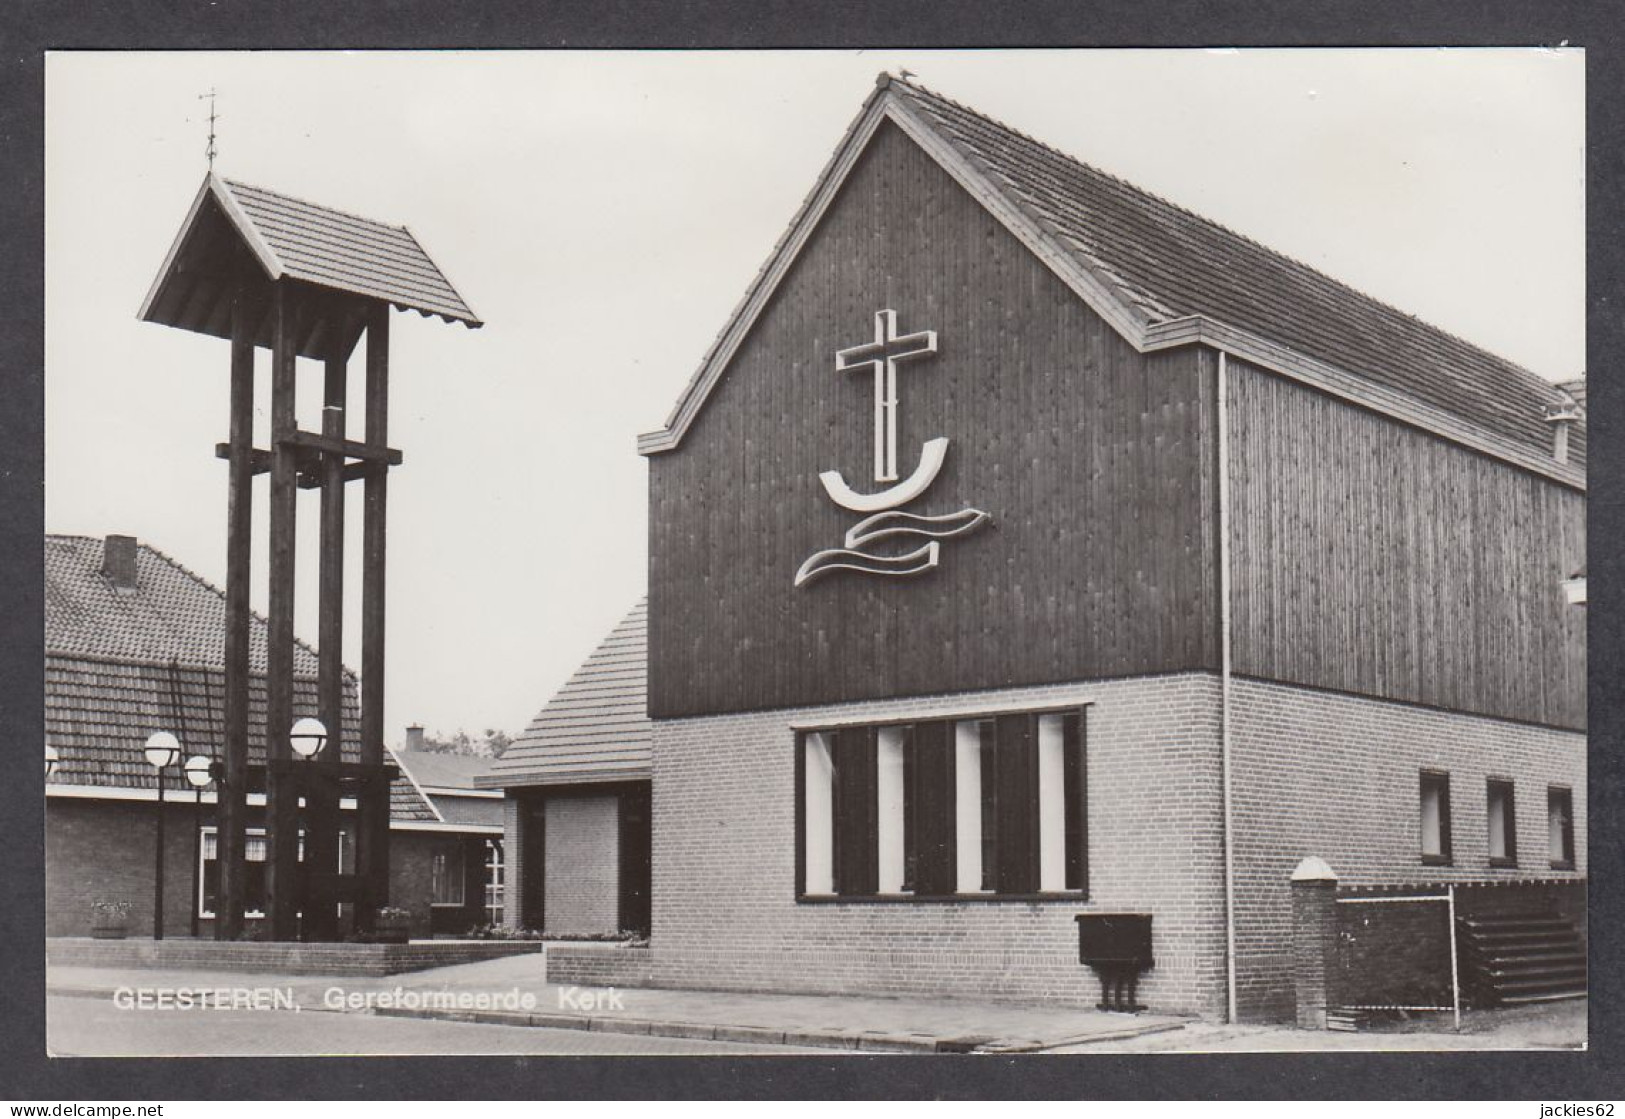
[876,726,908,893]
[1420,770,1452,864]
[993,714,1038,894]
[802,732,835,895]
[979,720,1000,891]
[909,721,956,895]
[1062,709,1088,894]
[953,720,986,893]
[832,726,878,896]
[484,838,505,926]
[1037,713,1067,891]
[1487,779,1517,867]
[1548,786,1575,869]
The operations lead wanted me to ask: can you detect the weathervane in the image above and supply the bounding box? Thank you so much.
[198,88,219,171]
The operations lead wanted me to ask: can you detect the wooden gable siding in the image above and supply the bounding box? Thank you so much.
[1226,356,1585,730]
[648,121,1219,720]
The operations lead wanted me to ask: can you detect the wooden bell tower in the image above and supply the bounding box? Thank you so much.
[139,174,481,940]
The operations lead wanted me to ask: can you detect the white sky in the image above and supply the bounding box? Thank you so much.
[44,49,1585,745]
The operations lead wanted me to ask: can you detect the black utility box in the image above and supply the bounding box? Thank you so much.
[1075,913,1154,967]
[1075,913,1154,1011]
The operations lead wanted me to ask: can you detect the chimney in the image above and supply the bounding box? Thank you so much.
[1544,403,1580,465]
[101,534,139,594]
[404,724,425,752]
[1558,377,1586,412]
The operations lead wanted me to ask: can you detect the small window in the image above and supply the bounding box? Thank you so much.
[1487,779,1517,867]
[1420,771,1452,865]
[1547,786,1575,870]
[431,848,465,906]
[484,839,506,925]
[199,826,270,919]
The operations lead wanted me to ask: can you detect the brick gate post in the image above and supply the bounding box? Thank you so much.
[1290,856,1340,1029]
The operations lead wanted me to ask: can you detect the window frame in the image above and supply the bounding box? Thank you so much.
[484,838,506,925]
[197,825,271,920]
[1486,778,1518,869]
[1547,785,1575,871]
[795,703,1088,904]
[1419,769,1453,866]
[430,845,467,907]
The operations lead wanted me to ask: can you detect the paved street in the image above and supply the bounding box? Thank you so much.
[46,996,828,1057]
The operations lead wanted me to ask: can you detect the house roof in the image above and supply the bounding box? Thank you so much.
[393,750,498,791]
[139,174,480,359]
[44,534,435,822]
[390,750,504,828]
[481,600,650,789]
[640,74,1582,486]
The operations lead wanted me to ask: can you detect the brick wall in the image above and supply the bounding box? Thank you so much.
[1228,677,1586,1022]
[597,674,1231,1016]
[543,794,621,936]
[46,799,203,939]
[390,832,479,938]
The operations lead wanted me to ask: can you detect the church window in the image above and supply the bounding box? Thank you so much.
[1420,770,1452,865]
[798,707,1086,900]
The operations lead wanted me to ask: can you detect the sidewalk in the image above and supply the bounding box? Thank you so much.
[47,953,1187,1054]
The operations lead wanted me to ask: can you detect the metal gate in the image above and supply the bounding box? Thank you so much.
[1335,885,1461,1030]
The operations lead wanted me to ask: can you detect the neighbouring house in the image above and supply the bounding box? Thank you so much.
[44,533,490,940]
[390,737,507,935]
[495,74,1585,1021]
[481,600,650,938]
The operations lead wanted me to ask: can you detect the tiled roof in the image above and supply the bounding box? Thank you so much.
[643,75,1582,475]
[138,174,480,361]
[46,535,318,674]
[219,177,480,326]
[392,751,497,791]
[484,600,650,788]
[44,535,435,822]
[426,793,504,829]
[887,79,1582,470]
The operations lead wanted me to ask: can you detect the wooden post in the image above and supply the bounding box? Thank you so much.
[265,285,301,941]
[357,304,390,930]
[217,287,254,942]
[305,353,348,941]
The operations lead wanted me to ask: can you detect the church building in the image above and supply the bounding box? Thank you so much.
[503,74,1586,1022]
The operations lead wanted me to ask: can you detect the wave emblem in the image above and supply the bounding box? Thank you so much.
[794,508,990,587]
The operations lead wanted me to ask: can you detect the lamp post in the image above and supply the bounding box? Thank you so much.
[288,718,327,940]
[143,731,181,940]
[184,755,215,939]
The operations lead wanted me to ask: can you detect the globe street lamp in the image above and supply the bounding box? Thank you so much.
[143,731,181,940]
[184,755,215,938]
[289,717,328,760]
